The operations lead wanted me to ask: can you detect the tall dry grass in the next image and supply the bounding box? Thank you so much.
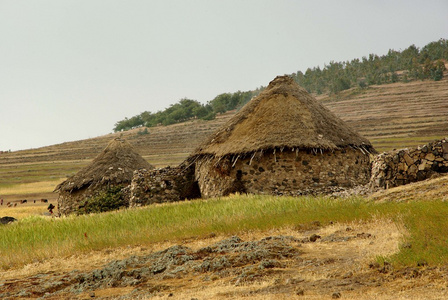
[1,194,447,270]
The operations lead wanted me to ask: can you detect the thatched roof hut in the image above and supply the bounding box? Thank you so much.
[55,138,154,215]
[190,75,375,198]
[193,75,372,157]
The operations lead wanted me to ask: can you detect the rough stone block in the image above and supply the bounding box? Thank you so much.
[403,153,414,166]
[425,153,436,161]
[442,142,448,154]
[397,163,408,172]
[418,160,426,171]
[408,164,418,175]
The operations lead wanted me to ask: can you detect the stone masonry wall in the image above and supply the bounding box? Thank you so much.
[129,165,200,207]
[370,139,448,189]
[57,190,87,216]
[195,148,371,198]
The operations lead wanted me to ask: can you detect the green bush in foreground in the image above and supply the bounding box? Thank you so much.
[78,186,126,215]
[1,195,447,270]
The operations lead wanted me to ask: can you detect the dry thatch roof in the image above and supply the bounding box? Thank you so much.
[55,138,154,193]
[192,75,373,157]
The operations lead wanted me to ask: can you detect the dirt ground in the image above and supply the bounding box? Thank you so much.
[1,219,447,299]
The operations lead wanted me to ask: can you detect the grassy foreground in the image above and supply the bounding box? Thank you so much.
[1,194,447,270]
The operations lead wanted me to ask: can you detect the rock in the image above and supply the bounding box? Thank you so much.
[369,139,448,189]
[259,259,282,269]
[425,153,436,161]
[397,162,408,172]
[369,262,380,269]
[418,160,427,171]
[296,289,305,296]
[0,216,17,225]
[403,153,414,166]
[442,142,448,153]
[332,292,342,298]
[309,234,321,242]
[408,164,418,175]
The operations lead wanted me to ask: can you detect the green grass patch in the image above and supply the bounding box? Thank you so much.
[1,194,447,270]
[389,201,448,266]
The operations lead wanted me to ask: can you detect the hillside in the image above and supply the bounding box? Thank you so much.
[0,76,447,188]
[319,75,448,151]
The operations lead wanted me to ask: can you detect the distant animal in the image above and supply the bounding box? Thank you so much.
[21,199,27,204]
[41,199,48,203]
[47,203,55,214]
[14,203,17,207]
[0,216,17,225]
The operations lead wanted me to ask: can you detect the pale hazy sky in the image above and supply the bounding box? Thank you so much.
[1,0,447,151]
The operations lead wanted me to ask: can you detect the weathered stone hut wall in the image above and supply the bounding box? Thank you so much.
[370,139,448,189]
[129,165,200,207]
[195,148,371,198]
[57,190,89,216]
[58,182,128,216]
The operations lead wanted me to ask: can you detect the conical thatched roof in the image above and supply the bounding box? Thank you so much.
[55,138,154,193]
[192,75,373,157]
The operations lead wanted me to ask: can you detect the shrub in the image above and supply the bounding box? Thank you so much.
[137,128,150,135]
[79,186,126,214]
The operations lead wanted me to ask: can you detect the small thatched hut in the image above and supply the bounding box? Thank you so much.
[189,75,375,198]
[55,138,154,215]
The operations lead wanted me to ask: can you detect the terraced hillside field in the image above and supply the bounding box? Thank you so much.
[0,75,447,192]
[320,75,448,152]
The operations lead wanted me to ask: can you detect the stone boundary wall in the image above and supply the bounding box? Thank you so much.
[129,165,200,207]
[370,139,448,189]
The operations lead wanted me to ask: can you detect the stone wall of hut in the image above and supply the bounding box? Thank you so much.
[195,148,371,198]
[129,165,200,207]
[57,189,93,216]
[58,182,132,216]
[370,139,448,189]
